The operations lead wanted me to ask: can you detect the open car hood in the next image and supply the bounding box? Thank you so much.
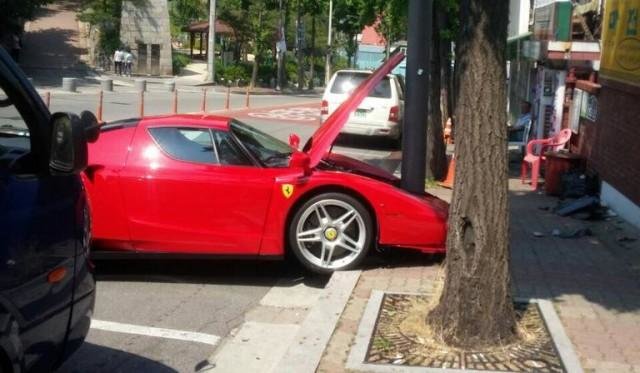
[302,51,405,168]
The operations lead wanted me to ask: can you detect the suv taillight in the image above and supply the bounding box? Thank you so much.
[321,100,329,115]
[388,106,400,123]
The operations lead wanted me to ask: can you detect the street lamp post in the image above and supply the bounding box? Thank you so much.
[207,0,217,84]
[324,0,333,86]
[401,0,432,194]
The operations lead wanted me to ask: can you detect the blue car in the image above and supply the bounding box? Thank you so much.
[0,47,99,372]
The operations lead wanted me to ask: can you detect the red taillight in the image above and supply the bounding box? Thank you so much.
[388,106,400,123]
[321,100,329,115]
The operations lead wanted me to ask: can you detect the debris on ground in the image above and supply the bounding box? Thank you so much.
[617,236,638,243]
[550,227,592,239]
[554,196,600,217]
[533,231,545,238]
[560,228,592,239]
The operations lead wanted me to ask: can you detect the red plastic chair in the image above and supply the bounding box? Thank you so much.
[521,129,572,190]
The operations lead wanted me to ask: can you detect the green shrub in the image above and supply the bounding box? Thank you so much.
[216,62,251,86]
[172,52,191,75]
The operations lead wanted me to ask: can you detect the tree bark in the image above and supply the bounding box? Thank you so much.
[250,9,263,89]
[427,0,516,349]
[309,11,316,90]
[296,0,304,90]
[425,9,447,181]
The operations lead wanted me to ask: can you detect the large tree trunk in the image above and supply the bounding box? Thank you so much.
[309,12,316,90]
[425,9,447,181]
[427,0,516,349]
[296,0,304,90]
[250,9,263,89]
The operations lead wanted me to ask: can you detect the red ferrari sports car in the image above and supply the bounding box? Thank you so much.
[82,51,448,273]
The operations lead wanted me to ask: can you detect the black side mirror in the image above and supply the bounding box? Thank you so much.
[49,111,100,174]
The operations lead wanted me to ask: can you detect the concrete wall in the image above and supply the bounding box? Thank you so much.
[120,0,172,76]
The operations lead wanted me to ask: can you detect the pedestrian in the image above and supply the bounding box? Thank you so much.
[124,49,134,77]
[113,48,123,75]
[508,100,532,142]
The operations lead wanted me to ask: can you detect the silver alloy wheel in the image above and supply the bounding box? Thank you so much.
[295,199,367,270]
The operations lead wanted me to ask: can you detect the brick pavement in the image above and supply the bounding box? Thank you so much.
[317,177,640,373]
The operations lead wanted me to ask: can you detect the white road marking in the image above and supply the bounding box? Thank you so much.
[248,107,320,122]
[90,319,221,346]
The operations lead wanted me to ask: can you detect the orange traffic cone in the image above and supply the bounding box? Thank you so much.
[438,154,455,189]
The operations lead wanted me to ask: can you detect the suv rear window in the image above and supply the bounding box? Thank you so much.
[330,72,392,98]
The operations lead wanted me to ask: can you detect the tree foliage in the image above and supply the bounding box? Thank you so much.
[0,0,52,34]
[169,0,207,37]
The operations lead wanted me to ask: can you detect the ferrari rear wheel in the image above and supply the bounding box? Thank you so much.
[289,193,372,274]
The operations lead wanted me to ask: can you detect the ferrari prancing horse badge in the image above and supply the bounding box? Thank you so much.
[282,184,294,198]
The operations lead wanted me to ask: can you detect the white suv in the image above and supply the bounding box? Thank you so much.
[321,70,405,141]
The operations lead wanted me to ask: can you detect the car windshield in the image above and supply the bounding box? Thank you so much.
[330,72,392,98]
[230,119,292,167]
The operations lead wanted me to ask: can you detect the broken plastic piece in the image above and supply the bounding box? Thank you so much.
[554,196,599,217]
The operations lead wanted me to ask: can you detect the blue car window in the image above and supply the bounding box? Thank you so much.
[149,127,218,164]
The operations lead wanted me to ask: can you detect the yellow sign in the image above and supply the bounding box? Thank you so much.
[281,184,294,198]
[601,0,640,85]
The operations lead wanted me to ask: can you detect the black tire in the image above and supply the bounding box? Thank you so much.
[288,192,373,274]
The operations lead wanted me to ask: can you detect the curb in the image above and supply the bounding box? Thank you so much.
[273,270,362,373]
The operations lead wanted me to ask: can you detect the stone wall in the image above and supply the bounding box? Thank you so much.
[120,0,172,76]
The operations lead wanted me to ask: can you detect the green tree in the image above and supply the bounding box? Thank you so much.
[169,0,207,37]
[427,0,516,349]
[333,0,367,67]
[360,0,407,56]
[0,0,52,35]
[78,0,125,54]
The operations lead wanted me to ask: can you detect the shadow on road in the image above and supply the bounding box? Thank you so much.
[57,342,178,373]
[92,257,331,289]
[91,249,440,289]
[363,249,445,271]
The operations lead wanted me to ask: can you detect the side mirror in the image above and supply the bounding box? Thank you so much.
[289,133,300,150]
[288,151,311,176]
[49,111,100,174]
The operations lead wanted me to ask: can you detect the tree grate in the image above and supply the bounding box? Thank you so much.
[365,293,565,372]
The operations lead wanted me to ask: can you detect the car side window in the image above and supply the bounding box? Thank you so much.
[0,85,31,156]
[211,130,253,166]
[395,78,405,100]
[149,127,218,164]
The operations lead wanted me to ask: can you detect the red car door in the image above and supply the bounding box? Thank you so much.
[119,124,275,254]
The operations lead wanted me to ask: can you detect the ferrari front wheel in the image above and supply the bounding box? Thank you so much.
[288,193,372,274]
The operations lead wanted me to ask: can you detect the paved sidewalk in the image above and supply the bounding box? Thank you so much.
[317,177,640,373]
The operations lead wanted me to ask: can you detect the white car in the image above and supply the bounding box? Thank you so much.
[321,70,405,142]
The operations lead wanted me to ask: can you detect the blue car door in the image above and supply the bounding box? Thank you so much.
[0,59,78,371]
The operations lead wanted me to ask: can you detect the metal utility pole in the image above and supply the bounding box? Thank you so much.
[324,0,333,86]
[207,0,217,83]
[401,0,432,194]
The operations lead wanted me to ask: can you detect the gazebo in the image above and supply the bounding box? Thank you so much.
[182,19,235,59]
